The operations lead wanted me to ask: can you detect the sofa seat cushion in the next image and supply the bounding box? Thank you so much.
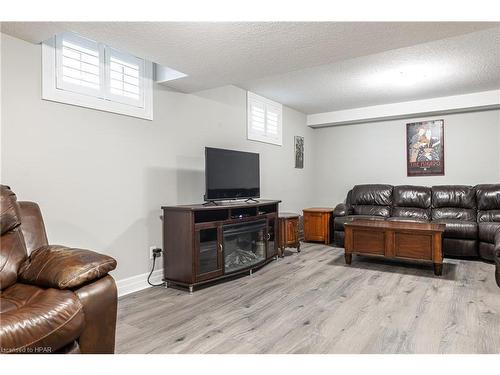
[385,217,429,223]
[334,215,385,231]
[478,222,500,244]
[0,283,84,354]
[432,219,477,240]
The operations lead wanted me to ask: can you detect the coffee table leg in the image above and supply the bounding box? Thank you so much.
[434,263,443,276]
[345,253,352,265]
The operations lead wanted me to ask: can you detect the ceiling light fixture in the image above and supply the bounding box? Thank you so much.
[365,63,447,89]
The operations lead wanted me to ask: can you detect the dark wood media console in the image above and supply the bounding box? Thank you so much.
[162,200,281,292]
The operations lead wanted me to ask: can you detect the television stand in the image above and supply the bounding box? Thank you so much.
[244,197,259,203]
[202,200,219,206]
[162,199,281,292]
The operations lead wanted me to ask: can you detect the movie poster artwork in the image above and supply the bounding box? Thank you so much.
[406,120,444,176]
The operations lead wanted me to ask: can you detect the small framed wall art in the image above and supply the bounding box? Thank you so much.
[294,136,304,169]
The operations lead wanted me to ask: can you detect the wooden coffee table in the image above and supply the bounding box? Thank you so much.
[344,220,446,275]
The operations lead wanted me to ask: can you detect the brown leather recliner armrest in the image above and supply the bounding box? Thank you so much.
[18,245,117,289]
[332,203,348,218]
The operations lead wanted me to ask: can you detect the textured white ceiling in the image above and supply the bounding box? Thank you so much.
[241,27,500,113]
[2,22,499,114]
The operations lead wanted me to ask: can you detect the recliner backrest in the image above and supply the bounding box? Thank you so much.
[476,184,500,223]
[0,185,28,290]
[431,185,476,221]
[350,184,393,217]
[393,185,431,220]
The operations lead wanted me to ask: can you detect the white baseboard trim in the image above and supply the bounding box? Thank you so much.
[116,268,164,297]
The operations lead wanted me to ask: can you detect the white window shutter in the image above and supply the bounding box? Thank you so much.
[105,47,145,108]
[249,99,266,135]
[44,31,153,120]
[247,92,283,146]
[265,104,280,137]
[56,33,102,97]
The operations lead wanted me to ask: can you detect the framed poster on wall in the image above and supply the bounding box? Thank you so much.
[406,119,445,176]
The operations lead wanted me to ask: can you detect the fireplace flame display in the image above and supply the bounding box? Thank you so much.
[223,220,267,273]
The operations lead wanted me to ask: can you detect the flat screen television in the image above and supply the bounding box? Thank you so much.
[205,147,260,201]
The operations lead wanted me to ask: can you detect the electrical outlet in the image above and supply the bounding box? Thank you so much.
[149,246,162,259]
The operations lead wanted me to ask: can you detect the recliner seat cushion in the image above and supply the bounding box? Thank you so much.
[392,185,431,220]
[432,219,478,240]
[476,184,500,223]
[334,215,385,231]
[478,222,500,244]
[350,184,393,217]
[0,283,85,353]
[386,216,428,223]
[391,207,430,220]
[431,185,476,221]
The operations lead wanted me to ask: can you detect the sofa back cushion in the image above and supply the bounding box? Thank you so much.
[0,185,28,290]
[431,185,476,221]
[350,184,393,217]
[476,184,500,222]
[393,185,431,220]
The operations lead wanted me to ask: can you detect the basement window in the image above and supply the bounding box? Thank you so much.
[247,92,283,146]
[42,32,153,120]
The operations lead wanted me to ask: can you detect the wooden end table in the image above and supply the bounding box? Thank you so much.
[278,212,300,257]
[303,207,334,245]
[344,220,446,275]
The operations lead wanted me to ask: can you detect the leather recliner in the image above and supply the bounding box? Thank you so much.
[0,185,118,354]
[431,185,478,258]
[476,184,500,261]
[332,184,392,248]
[332,184,500,287]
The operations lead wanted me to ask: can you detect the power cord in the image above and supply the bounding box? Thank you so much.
[147,249,164,287]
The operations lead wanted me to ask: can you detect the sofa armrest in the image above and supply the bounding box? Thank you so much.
[19,245,117,290]
[332,203,348,218]
[495,230,500,259]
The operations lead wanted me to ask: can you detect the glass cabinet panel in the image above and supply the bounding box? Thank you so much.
[197,227,219,275]
[267,216,277,258]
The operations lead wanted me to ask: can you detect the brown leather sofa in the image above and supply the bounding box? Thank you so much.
[332,184,500,287]
[0,185,118,353]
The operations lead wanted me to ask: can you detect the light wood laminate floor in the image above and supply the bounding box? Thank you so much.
[116,243,500,354]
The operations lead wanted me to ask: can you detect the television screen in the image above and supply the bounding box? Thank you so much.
[205,147,260,201]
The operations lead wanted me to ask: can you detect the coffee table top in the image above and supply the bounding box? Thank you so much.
[303,207,334,213]
[344,219,446,232]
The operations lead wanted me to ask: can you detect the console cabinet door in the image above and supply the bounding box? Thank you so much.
[266,215,278,259]
[195,224,223,282]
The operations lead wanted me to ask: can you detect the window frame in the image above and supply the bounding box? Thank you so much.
[42,33,153,120]
[247,91,283,146]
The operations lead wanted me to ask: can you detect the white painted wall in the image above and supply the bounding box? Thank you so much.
[311,110,500,206]
[0,34,316,282]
